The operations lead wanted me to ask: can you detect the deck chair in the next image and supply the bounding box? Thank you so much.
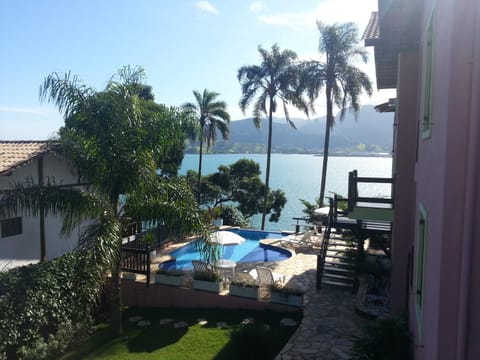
[251,266,284,288]
[192,260,214,277]
[280,229,315,248]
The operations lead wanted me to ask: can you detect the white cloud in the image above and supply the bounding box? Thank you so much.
[249,1,264,13]
[256,0,377,31]
[195,1,219,15]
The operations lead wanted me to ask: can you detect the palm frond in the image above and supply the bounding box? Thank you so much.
[39,71,94,118]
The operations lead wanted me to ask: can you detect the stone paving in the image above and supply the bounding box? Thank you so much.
[251,236,372,360]
[153,232,373,360]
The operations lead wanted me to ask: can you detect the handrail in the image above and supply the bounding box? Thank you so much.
[348,170,394,212]
[317,197,334,289]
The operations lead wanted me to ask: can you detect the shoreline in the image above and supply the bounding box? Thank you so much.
[186,152,392,158]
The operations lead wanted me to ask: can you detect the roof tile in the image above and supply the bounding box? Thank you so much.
[0,141,51,175]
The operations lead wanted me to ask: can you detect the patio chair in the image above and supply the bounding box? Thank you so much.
[251,266,284,288]
[192,260,213,273]
[280,229,316,248]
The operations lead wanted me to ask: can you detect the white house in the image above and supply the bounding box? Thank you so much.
[0,141,82,269]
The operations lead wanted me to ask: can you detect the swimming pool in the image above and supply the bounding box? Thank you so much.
[161,228,291,271]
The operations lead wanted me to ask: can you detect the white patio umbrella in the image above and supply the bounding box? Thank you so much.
[209,230,246,246]
[313,207,330,216]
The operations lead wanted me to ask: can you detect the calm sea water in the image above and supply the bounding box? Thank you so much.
[180,154,392,232]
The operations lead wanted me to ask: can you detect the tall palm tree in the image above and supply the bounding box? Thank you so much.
[182,89,231,203]
[238,44,308,229]
[302,22,373,206]
[29,66,208,335]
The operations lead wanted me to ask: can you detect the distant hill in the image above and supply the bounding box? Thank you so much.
[185,105,394,155]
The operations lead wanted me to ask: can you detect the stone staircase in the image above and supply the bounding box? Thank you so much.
[320,232,357,290]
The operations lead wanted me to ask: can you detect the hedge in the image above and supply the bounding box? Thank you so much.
[0,250,104,359]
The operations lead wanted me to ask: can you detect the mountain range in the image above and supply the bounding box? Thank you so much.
[185,105,394,155]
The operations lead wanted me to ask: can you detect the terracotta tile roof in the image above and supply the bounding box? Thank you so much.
[363,11,380,45]
[0,141,51,175]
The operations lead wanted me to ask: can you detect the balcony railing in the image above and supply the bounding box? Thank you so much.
[347,170,393,212]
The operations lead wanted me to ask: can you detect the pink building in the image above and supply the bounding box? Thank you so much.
[364,0,480,359]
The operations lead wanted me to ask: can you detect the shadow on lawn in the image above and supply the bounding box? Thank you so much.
[126,326,188,353]
[213,323,297,360]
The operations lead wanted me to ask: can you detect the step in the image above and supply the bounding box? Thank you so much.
[322,272,355,281]
[321,279,353,288]
[324,261,355,269]
[328,241,355,247]
[324,265,354,273]
[327,246,355,253]
[325,254,355,260]
[326,248,355,254]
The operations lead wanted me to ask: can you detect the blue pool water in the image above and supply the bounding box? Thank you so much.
[161,229,291,271]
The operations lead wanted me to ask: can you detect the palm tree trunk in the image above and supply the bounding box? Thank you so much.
[197,125,204,204]
[261,101,274,230]
[319,89,333,207]
[111,252,123,336]
[110,195,123,336]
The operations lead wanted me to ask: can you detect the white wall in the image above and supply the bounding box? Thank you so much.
[0,153,81,269]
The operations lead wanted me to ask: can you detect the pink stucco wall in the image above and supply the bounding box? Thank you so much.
[409,0,480,359]
[389,51,419,312]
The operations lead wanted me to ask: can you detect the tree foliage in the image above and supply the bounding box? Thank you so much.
[0,66,211,340]
[186,159,287,223]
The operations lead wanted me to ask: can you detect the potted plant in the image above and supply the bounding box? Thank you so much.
[269,281,305,307]
[122,272,138,281]
[142,231,157,260]
[229,273,259,299]
[154,266,184,287]
[192,269,224,293]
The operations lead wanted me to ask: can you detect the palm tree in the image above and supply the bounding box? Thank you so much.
[182,89,231,203]
[25,66,208,335]
[238,44,308,229]
[302,22,373,206]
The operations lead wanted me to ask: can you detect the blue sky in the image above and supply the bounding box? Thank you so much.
[0,0,394,140]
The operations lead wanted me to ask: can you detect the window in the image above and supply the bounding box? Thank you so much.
[1,217,22,238]
[422,12,435,139]
[416,204,427,341]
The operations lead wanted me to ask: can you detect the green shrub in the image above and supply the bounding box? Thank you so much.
[349,315,412,360]
[0,250,103,359]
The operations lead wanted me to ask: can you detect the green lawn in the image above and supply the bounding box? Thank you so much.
[60,307,302,360]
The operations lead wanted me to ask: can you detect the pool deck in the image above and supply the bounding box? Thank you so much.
[126,230,373,360]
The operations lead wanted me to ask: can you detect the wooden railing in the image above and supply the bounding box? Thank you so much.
[316,198,334,290]
[347,170,394,212]
[120,245,151,287]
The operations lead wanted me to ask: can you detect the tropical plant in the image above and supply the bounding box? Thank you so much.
[238,43,308,229]
[301,22,373,206]
[156,267,184,276]
[230,276,259,288]
[349,314,412,360]
[0,66,211,337]
[182,89,231,202]
[270,280,305,296]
